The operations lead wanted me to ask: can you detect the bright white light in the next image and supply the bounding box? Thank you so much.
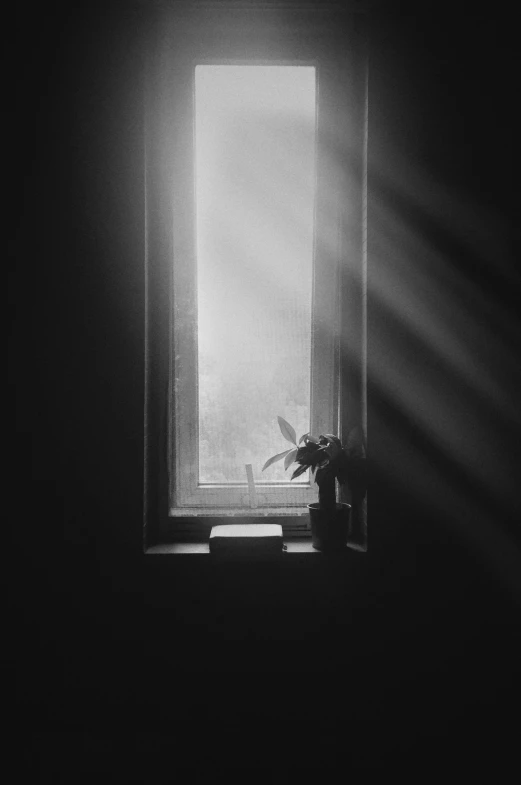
[195,65,316,484]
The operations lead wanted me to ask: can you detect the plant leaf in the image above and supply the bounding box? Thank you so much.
[299,432,320,445]
[277,416,297,445]
[324,434,342,447]
[284,448,298,470]
[261,450,291,472]
[291,463,309,480]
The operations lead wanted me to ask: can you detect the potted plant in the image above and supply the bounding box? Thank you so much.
[262,416,367,550]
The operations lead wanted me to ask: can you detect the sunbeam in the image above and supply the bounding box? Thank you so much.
[367,150,520,598]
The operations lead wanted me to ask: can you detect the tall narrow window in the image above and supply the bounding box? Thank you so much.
[195,65,316,485]
[170,54,343,513]
[144,3,367,538]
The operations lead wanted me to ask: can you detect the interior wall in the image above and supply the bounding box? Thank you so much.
[11,0,520,767]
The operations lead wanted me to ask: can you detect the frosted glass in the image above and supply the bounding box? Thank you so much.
[195,65,316,484]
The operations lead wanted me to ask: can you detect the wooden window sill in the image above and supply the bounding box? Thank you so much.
[145,537,366,556]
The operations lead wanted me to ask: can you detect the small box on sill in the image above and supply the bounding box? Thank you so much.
[209,524,284,559]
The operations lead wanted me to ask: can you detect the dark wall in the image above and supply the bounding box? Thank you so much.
[11,1,520,771]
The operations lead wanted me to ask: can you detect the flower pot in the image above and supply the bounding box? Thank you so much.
[307,502,352,551]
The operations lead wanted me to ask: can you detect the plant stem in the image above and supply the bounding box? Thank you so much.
[318,471,337,513]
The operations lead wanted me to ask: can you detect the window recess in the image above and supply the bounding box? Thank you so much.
[144,3,367,544]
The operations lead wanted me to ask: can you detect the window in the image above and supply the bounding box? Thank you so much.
[144,2,367,543]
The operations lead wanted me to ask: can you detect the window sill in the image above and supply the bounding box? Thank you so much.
[145,537,366,556]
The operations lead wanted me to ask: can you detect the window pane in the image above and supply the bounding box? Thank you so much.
[195,65,316,484]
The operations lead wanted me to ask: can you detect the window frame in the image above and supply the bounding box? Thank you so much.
[172,56,340,513]
[144,1,367,545]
